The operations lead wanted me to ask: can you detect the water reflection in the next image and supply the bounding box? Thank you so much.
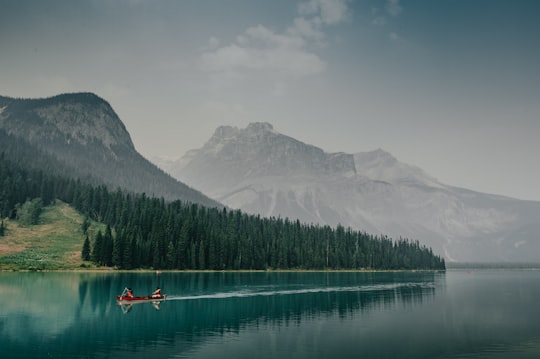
[0,271,441,358]
[117,300,163,314]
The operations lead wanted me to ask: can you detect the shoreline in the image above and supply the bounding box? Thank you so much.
[0,267,446,273]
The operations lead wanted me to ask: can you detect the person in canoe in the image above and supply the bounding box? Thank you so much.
[126,288,134,298]
[151,287,162,298]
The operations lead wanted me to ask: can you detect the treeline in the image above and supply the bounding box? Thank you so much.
[0,154,445,270]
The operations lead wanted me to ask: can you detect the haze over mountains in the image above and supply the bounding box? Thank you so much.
[1,92,538,263]
[0,93,220,208]
[161,123,540,263]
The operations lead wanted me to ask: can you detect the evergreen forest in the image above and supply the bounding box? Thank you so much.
[0,154,446,271]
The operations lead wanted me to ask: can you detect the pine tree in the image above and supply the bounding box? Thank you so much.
[198,239,206,270]
[122,235,134,270]
[165,241,175,269]
[92,230,103,264]
[102,225,114,267]
[81,235,91,261]
[0,219,5,236]
[81,216,90,235]
[112,230,124,268]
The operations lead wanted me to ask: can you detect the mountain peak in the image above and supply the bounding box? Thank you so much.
[372,148,395,158]
[173,122,356,192]
[354,148,439,186]
[41,92,105,104]
[0,92,221,207]
[211,122,276,141]
[212,125,237,139]
[0,92,133,150]
[246,122,274,133]
[357,148,397,166]
[1,92,109,108]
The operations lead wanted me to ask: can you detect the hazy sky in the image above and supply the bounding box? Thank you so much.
[1,0,539,200]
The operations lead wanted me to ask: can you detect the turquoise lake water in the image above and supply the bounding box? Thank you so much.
[1,270,539,358]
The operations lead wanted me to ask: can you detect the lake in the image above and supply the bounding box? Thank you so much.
[1,270,539,358]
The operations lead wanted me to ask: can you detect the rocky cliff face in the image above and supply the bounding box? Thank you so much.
[0,93,220,207]
[166,122,540,262]
[171,123,356,193]
[0,93,133,150]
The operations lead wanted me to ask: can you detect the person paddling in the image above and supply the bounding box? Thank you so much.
[151,287,162,298]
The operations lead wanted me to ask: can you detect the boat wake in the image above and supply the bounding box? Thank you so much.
[165,282,433,301]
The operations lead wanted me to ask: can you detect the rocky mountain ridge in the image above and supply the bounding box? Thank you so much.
[0,93,220,207]
[1,93,132,149]
[162,122,540,262]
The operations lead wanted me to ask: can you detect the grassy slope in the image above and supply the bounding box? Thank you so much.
[0,201,103,270]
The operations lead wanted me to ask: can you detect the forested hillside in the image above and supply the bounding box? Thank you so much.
[0,93,220,207]
[0,155,445,270]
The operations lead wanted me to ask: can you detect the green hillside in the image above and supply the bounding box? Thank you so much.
[0,201,103,270]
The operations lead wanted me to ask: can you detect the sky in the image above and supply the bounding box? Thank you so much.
[1,0,539,201]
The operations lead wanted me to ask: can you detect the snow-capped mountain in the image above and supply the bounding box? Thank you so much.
[165,122,540,262]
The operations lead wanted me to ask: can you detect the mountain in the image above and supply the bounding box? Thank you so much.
[165,122,540,263]
[0,93,220,208]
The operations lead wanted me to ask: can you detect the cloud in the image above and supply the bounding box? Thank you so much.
[201,38,326,77]
[298,0,350,25]
[370,1,403,41]
[386,0,403,17]
[370,1,402,27]
[388,32,400,41]
[371,16,387,26]
[288,16,324,41]
[208,37,220,49]
[200,0,349,80]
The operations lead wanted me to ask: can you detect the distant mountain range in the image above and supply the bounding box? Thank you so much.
[0,93,220,208]
[159,122,540,263]
[3,92,537,263]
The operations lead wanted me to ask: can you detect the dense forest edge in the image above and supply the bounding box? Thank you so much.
[0,154,445,271]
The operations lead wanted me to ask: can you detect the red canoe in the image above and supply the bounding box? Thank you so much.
[116,294,166,302]
[116,287,166,303]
